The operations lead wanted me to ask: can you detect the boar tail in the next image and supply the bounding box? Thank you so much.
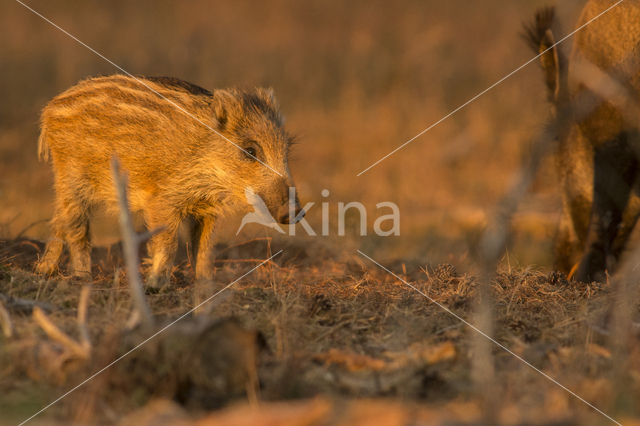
[522,7,556,54]
[522,7,568,106]
[38,127,50,162]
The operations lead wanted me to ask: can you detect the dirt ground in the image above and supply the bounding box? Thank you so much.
[1,236,638,425]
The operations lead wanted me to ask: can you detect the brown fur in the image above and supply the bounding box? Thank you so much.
[526,1,640,281]
[35,75,301,286]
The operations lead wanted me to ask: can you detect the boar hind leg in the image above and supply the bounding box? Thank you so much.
[36,220,65,275]
[192,216,216,280]
[63,200,91,278]
[575,137,638,282]
[145,210,180,288]
[38,195,91,278]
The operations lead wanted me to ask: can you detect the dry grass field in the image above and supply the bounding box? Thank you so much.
[1,0,640,425]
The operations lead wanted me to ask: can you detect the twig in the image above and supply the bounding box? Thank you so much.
[572,59,640,127]
[125,310,141,331]
[136,226,166,245]
[571,57,640,407]
[0,300,13,338]
[214,258,281,268]
[217,237,273,254]
[15,219,50,239]
[33,307,90,359]
[607,224,640,405]
[77,285,91,354]
[0,293,53,314]
[111,156,154,331]
[469,54,618,413]
[472,118,560,410]
[471,45,640,419]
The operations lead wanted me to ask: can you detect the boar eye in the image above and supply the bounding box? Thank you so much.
[243,147,257,160]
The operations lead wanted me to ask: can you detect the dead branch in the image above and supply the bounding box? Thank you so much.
[32,285,91,358]
[607,208,640,400]
[571,57,640,403]
[125,310,141,331]
[472,118,560,411]
[19,287,93,386]
[572,58,640,127]
[111,156,154,331]
[471,50,640,417]
[136,226,166,245]
[0,293,53,314]
[15,219,50,239]
[217,237,273,254]
[33,307,90,360]
[470,65,621,413]
[214,258,281,268]
[0,299,13,338]
[77,285,91,354]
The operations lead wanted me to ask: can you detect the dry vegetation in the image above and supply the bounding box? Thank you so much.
[1,237,637,425]
[1,0,640,425]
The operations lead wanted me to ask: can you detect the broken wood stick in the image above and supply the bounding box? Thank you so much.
[111,156,154,331]
[0,299,12,338]
[33,306,90,360]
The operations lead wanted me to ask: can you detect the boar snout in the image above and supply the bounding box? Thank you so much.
[276,196,304,224]
[263,179,304,224]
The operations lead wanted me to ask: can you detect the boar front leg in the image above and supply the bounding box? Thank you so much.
[575,136,637,282]
[36,212,66,276]
[145,209,180,288]
[192,216,216,280]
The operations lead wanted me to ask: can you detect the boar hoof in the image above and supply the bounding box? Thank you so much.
[35,260,56,276]
[72,271,92,282]
[147,274,171,291]
[574,253,606,283]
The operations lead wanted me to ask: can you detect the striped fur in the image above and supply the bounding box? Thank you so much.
[36,74,301,286]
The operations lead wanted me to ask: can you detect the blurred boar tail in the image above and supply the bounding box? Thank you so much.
[522,7,568,105]
[522,7,555,53]
[38,126,49,162]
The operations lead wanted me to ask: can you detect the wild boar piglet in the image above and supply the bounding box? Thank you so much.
[36,75,303,286]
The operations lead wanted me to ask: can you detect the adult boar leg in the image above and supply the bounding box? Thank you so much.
[612,204,640,262]
[575,136,637,282]
[145,210,180,288]
[193,216,216,280]
[553,209,580,275]
[611,133,640,264]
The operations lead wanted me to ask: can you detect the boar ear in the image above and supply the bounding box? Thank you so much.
[212,89,236,131]
[257,87,279,109]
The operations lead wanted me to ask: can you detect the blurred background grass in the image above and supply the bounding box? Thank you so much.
[0,0,588,270]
